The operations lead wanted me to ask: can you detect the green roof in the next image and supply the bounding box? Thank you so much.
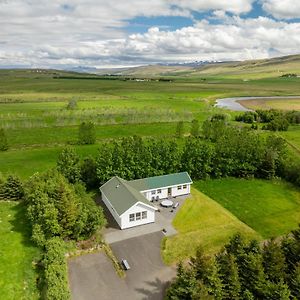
[100,177,155,216]
[128,172,192,191]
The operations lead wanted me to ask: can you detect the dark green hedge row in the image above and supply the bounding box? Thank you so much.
[43,237,70,300]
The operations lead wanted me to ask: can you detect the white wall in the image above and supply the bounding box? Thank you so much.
[101,192,122,228]
[171,183,190,197]
[143,183,191,201]
[121,203,155,229]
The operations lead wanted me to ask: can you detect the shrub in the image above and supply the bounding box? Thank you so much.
[0,128,8,151]
[0,174,24,200]
[43,237,70,300]
[57,147,81,184]
[190,119,200,137]
[78,121,96,145]
[66,99,77,110]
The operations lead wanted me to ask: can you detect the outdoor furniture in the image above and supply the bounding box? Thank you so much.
[173,202,179,209]
[121,259,131,270]
[160,200,173,207]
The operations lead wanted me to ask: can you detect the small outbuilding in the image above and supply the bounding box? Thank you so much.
[100,172,192,230]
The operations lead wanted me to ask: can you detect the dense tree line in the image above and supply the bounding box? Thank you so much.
[93,128,286,186]
[56,118,296,190]
[24,169,106,247]
[235,109,300,131]
[22,169,106,299]
[166,226,300,299]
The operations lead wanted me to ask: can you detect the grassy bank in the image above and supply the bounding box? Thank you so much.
[0,201,40,299]
[162,188,260,265]
[195,178,300,238]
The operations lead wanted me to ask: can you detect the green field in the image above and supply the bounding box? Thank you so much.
[162,188,260,264]
[0,69,300,178]
[0,202,40,299]
[195,178,300,238]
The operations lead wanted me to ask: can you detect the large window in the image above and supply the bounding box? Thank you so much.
[142,211,147,219]
[177,185,182,190]
[129,213,135,222]
[136,212,141,220]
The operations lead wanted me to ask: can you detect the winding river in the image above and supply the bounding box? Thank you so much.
[214,96,300,112]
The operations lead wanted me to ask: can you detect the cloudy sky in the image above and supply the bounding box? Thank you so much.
[1,0,300,68]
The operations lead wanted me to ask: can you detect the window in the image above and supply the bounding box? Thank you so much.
[142,211,147,219]
[157,189,162,194]
[151,190,156,195]
[177,185,182,190]
[183,184,187,189]
[129,214,135,222]
[136,212,141,220]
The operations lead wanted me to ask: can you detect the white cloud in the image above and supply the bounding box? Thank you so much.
[0,1,300,67]
[170,0,255,15]
[262,0,300,19]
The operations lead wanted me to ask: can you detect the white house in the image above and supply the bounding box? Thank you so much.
[100,172,192,230]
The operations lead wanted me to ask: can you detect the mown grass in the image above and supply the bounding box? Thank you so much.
[280,125,300,151]
[0,144,101,178]
[195,178,300,238]
[162,188,260,265]
[0,201,40,299]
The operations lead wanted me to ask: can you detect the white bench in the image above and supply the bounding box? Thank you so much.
[173,202,179,209]
[121,259,131,270]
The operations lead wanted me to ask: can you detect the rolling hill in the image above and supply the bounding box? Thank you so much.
[114,54,300,79]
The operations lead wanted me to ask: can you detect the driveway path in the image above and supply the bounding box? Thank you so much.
[68,232,176,300]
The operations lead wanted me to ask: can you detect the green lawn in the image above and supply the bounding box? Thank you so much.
[0,201,40,299]
[280,125,300,151]
[195,178,300,238]
[162,188,260,265]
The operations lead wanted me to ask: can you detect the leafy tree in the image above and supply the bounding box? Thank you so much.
[202,118,227,142]
[96,143,114,185]
[181,139,214,179]
[80,156,98,189]
[57,147,81,184]
[0,128,8,151]
[24,170,106,245]
[176,121,184,138]
[78,121,96,145]
[211,113,228,122]
[66,98,77,110]
[190,119,200,137]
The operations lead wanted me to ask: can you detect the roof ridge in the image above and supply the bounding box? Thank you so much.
[129,171,188,182]
[121,179,155,208]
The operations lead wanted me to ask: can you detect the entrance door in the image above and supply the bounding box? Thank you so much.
[168,187,172,197]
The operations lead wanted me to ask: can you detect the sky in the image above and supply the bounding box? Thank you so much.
[1,0,300,69]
